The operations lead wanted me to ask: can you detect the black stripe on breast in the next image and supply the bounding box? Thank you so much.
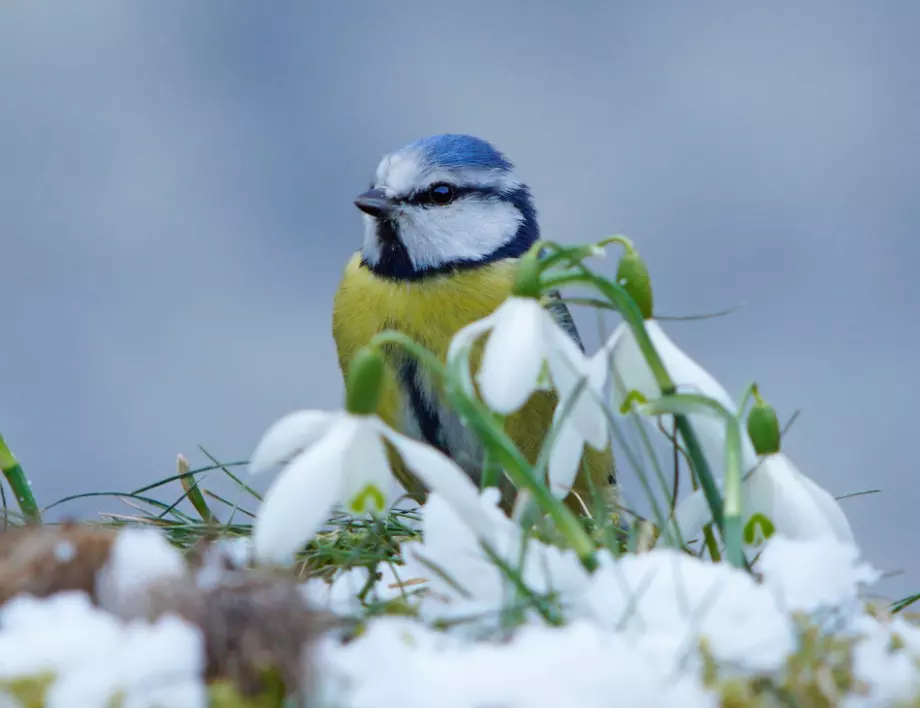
[545,290,585,351]
[399,358,448,455]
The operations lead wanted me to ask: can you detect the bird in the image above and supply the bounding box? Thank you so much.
[331,133,617,519]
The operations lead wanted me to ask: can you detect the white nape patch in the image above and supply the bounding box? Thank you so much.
[401,197,523,270]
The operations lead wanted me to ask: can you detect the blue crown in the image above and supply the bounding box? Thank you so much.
[407,134,514,171]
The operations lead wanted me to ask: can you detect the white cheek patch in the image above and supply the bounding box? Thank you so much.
[398,198,524,270]
[361,214,382,265]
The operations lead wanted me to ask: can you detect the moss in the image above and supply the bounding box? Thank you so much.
[0,673,55,707]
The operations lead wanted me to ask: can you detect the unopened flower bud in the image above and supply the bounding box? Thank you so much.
[346,346,386,416]
[511,248,542,299]
[746,387,781,455]
[615,244,653,320]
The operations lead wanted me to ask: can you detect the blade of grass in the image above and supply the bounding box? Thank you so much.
[891,592,920,614]
[0,432,41,524]
[198,446,263,501]
[130,460,247,496]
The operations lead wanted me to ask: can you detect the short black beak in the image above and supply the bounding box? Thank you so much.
[354,188,398,218]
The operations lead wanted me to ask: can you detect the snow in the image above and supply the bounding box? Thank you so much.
[312,492,918,706]
[95,527,187,619]
[0,492,916,707]
[317,617,717,708]
[0,592,205,708]
[52,541,76,563]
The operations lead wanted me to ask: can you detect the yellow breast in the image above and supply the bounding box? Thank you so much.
[330,251,613,514]
[332,251,517,431]
[332,252,517,361]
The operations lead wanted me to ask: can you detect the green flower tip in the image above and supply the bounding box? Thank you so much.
[345,346,385,416]
[348,483,387,515]
[511,245,543,299]
[744,512,776,545]
[746,386,781,455]
[615,244,654,320]
[619,389,649,414]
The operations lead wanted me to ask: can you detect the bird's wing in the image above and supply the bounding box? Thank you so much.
[543,290,585,352]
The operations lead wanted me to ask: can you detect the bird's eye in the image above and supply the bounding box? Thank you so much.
[427,183,456,206]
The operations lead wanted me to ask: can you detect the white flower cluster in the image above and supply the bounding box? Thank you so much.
[250,293,855,564]
[308,491,919,708]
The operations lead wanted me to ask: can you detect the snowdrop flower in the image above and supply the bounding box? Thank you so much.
[250,346,495,565]
[545,345,614,496]
[448,294,594,416]
[675,449,855,548]
[448,291,611,497]
[598,243,855,551]
[612,317,854,547]
[677,389,854,548]
[607,317,759,480]
[249,408,494,566]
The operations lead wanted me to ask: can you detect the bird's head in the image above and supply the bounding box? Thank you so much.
[354,134,538,280]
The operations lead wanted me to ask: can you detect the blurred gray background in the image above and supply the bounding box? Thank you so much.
[2,2,917,597]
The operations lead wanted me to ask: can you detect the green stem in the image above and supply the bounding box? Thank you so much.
[674,416,725,531]
[531,235,631,271]
[722,423,744,568]
[480,447,501,491]
[368,330,599,572]
[0,433,42,524]
[736,382,758,420]
[641,392,749,569]
[577,268,726,537]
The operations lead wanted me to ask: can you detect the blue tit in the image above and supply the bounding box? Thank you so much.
[332,134,616,517]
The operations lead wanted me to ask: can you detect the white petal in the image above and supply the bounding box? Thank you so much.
[342,422,395,516]
[249,410,337,475]
[673,487,712,543]
[607,322,660,405]
[577,349,613,450]
[545,327,608,449]
[645,320,737,410]
[747,454,854,543]
[447,311,496,364]
[611,319,758,478]
[252,419,356,565]
[548,417,586,499]
[796,470,855,544]
[478,298,546,414]
[379,423,496,542]
[446,312,497,396]
[676,454,856,547]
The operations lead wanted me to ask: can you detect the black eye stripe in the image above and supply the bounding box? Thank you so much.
[401,184,501,207]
